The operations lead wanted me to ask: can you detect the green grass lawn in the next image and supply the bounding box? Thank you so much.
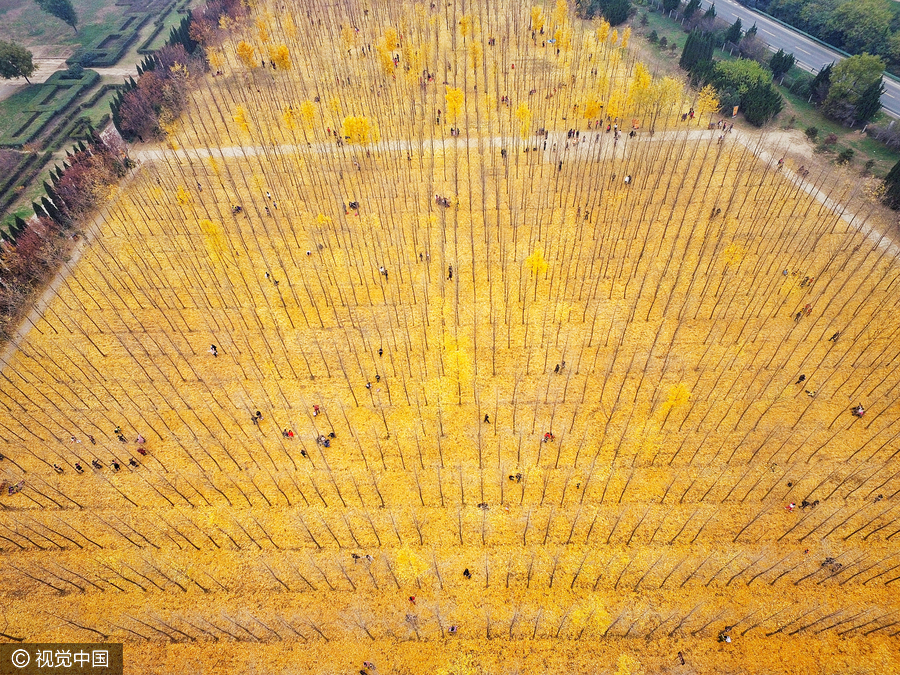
[631,7,687,70]
[81,88,116,127]
[0,0,123,50]
[0,87,44,141]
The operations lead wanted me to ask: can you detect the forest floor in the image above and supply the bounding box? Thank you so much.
[0,2,898,674]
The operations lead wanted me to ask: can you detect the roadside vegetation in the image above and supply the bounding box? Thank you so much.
[622,0,900,178]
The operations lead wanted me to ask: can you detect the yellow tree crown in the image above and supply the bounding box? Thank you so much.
[342,116,376,144]
[270,44,290,69]
[236,41,257,69]
[445,87,464,122]
[526,247,548,275]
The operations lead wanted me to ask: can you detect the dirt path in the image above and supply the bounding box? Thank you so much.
[132,125,897,258]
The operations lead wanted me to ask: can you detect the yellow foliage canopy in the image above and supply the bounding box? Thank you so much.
[526,248,548,275]
[269,44,290,69]
[256,17,270,43]
[235,40,257,69]
[205,47,223,71]
[469,41,482,70]
[531,6,545,31]
[552,0,568,28]
[282,106,297,129]
[199,219,227,264]
[515,102,532,139]
[583,98,603,119]
[175,185,192,206]
[445,87,464,122]
[663,383,691,410]
[596,19,610,44]
[282,12,296,38]
[459,14,472,37]
[697,83,720,118]
[377,41,395,75]
[394,547,429,585]
[341,116,376,145]
[630,62,652,109]
[299,100,315,129]
[233,105,250,135]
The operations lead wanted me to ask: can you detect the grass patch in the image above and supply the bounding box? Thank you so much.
[778,87,900,176]
[0,0,124,50]
[632,7,686,67]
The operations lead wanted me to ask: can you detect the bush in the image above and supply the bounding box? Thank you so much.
[864,159,876,174]
[575,0,633,25]
[711,59,782,126]
[824,133,838,145]
[717,87,741,113]
[62,63,84,80]
[804,126,818,141]
[640,13,649,26]
[659,36,668,47]
[836,147,854,164]
[648,30,658,44]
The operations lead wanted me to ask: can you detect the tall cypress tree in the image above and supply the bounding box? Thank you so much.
[809,62,833,104]
[680,29,714,74]
[854,77,884,125]
[724,18,742,45]
[883,158,900,209]
[683,0,701,18]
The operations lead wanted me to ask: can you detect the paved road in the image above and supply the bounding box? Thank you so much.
[699,0,900,116]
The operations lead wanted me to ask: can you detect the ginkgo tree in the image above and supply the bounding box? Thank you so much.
[0,0,897,673]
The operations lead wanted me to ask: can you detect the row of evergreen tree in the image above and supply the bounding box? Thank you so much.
[109,14,199,135]
[679,28,784,126]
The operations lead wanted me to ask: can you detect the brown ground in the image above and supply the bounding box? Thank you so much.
[0,2,898,674]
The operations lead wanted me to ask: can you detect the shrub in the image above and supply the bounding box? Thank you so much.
[659,36,668,47]
[864,159,876,174]
[824,133,838,145]
[804,126,818,141]
[648,30,658,44]
[836,147,854,164]
[62,63,83,80]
